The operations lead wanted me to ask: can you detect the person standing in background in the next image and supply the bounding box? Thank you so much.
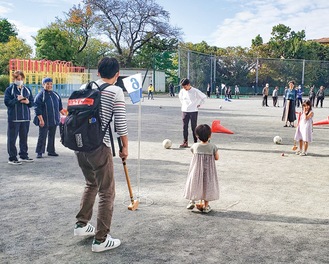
[315,86,325,108]
[4,70,34,165]
[272,86,279,107]
[309,86,315,107]
[148,83,154,100]
[206,83,211,98]
[33,77,66,158]
[234,85,240,99]
[282,81,296,127]
[178,78,207,148]
[262,83,269,107]
[296,85,303,107]
[169,83,175,97]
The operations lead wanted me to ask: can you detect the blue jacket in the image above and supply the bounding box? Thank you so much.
[34,89,63,127]
[4,84,34,122]
[286,89,296,100]
[297,88,303,99]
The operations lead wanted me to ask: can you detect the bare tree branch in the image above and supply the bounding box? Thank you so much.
[84,0,181,66]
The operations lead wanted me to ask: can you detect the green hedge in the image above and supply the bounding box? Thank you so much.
[0,75,9,93]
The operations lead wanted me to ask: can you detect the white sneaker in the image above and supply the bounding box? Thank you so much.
[186,201,195,210]
[19,157,34,163]
[8,160,22,165]
[74,223,95,236]
[203,206,212,213]
[92,234,121,252]
[300,152,307,156]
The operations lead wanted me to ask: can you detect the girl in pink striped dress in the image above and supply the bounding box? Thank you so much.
[294,100,314,156]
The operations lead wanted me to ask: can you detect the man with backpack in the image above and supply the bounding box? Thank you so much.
[73,57,128,253]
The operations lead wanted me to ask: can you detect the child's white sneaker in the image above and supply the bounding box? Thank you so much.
[186,201,195,210]
[92,234,121,252]
[203,206,212,213]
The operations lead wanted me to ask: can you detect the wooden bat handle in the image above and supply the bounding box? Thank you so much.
[117,137,134,201]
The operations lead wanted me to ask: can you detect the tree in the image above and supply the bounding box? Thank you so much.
[84,0,182,67]
[0,18,17,43]
[133,36,178,67]
[0,36,32,74]
[251,34,263,48]
[133,36,179,86]
[57,3,99,54]
[34,26,76,61]
[75,38,115,69]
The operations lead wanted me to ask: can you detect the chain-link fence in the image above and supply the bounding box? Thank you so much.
[178,49,329,97]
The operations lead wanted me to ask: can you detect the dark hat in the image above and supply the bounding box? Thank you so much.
[42,77,53,84]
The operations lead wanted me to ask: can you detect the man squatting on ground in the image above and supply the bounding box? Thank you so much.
[179,78,207,148]
[73,57,129,253]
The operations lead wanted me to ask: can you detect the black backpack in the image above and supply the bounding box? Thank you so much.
[60,81,115,154]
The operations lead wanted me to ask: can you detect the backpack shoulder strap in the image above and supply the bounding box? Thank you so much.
[99,83,111,91]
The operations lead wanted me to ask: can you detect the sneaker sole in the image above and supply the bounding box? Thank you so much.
[74,232,95,236]
[19,159,34,163]
[92,241,121,252]
[8,161,22,165]
[74,229,95,236]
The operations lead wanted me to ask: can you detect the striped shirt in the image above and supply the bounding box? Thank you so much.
[95,79,128,147]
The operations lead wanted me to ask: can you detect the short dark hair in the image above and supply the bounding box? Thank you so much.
[13,70,25,80]
[98,57,119,79]
[302,99,312,110]
[288,80,295,85]
[180,78,190,86]
[195,124,211,142]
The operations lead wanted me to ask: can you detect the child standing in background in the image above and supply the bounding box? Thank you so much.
[184,124,219,213]
[294,100,314,156]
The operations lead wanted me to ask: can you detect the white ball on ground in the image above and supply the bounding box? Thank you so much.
[273,136,282,144]
[162,139,172,149]
[219,105,222,109]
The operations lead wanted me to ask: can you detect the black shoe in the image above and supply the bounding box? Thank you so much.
[48,152,59,157]
[37,153,43,158]
[284,125,288,127]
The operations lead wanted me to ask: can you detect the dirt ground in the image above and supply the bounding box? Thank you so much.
[0,95,328,264]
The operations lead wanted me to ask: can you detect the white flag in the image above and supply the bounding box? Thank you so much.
[123,73,142,104]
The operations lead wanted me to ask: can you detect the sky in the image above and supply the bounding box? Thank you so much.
[1,0,329,50]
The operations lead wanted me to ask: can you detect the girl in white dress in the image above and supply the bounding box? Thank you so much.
[184,124,219,213]
[294,100,314,156]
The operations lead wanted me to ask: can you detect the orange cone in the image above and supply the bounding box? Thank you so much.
[313,116,329,126]
[211,120,234,134]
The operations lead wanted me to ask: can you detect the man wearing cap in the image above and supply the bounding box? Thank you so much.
[33,77,66,158]
[262,83,269,107]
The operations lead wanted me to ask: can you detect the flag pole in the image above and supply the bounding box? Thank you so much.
[137,68,149,200]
